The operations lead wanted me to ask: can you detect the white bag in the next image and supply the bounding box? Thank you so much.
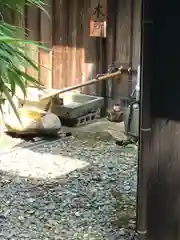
[4,107,61,134]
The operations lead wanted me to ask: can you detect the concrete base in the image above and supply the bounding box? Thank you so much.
[62,118,127,141]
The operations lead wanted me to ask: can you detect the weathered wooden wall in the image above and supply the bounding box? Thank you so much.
[25,0,105,97]
[13,0,141,106]
[114,0,141,103]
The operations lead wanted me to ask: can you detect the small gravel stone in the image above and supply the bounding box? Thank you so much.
[119,228,126,236]
[0,136,137,239]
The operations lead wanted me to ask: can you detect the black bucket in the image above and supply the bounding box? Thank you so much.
[123,101,139,138]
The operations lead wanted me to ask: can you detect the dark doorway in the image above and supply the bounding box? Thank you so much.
[143,1,180,240]
[151,1,180,120]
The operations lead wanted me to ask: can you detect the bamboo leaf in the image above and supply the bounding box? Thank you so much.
[3,85,22,126]
[0,0,48,121]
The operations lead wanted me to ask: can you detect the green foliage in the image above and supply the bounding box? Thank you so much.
[0,0,47,123]
[0,0,47,14]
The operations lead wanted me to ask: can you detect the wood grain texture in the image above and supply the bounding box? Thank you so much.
[10,0,141,111]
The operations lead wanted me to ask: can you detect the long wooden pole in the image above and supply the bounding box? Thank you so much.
[40,70,122,100]
[136,0,152,238]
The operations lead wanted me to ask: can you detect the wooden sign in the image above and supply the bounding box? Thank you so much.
[89,0,107,38]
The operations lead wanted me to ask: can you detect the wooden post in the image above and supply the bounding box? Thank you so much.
[106,0,117,107]
[136,0,152,239]
[139,0,180,239]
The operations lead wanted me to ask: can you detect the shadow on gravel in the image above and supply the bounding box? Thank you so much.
[0,137,137,239]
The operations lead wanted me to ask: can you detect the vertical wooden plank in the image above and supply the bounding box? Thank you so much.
[81,0,103,96]
[13,9,26,75]
[26,7,40,80]
[106,0,117,107]
[39,0,53,88]
[67,0,77,87]
[75,0,84,88]
[115,0,132,101]
[132,0,141,92]
[95,38,103,97]
[55,0,84,90]
[52,0,68,89]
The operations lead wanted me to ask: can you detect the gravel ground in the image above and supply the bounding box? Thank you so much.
[0,136,137,240]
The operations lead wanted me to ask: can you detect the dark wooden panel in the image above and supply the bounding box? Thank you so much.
[148,120,180,240]
[146,1,180,239]
[105,0,117,106]
[115,0,133,101]
[132,0,141,90]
